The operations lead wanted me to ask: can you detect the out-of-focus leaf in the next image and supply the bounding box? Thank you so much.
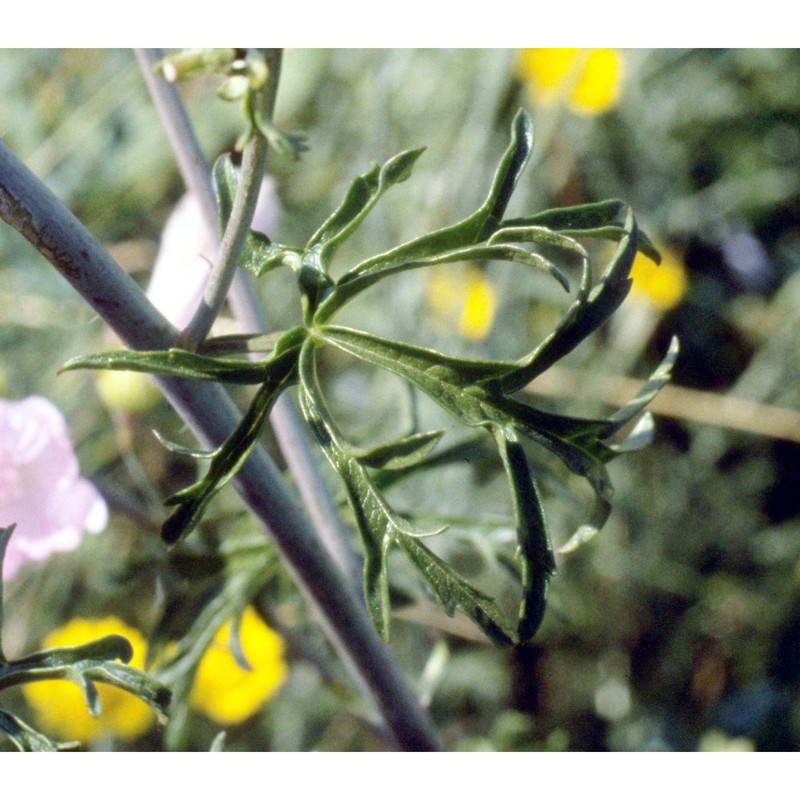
[0,709,78,752]
[350,430,445,471]
[0,636,171,726]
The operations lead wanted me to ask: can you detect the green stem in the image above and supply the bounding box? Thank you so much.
[177,51,279,350]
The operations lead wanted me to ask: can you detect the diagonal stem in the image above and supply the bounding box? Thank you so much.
[0,91,440,755]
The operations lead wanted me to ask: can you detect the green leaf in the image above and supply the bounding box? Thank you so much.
[321,240,569,321]
[315,110,539,323]
[0,708,78,752]
[3,634,134,678]
[557,492,613,555]
[306,164,380,250]
[212,153,238,235]
[240,236,302,278]
[497,205,643,392]
[161,348,298,545]
[198,329,297,357]
[155,551,276,699]
[502,198,661,265]
[306,148,426,267]
[602,335,680,443]
[213,153,292,277]
[350,430,445,471]
[152,429,218,460]
[0,637,171,726]
[319,326,627,564]
[297,342,450,640]
[477,108,534,237]
[61,347,280,384]
[394,534,516,646]
[487,224,589,259]
[297,389,442,639]
[62,326,305,385]
[492,430,555,641]
[298,248,335,318]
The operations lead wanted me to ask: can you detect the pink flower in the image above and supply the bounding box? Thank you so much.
[0,396,108,581]
[147,180,280,329]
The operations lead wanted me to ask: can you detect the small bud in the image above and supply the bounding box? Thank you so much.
[156,48,238,83]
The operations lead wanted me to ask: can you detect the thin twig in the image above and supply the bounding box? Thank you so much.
[133,48,362,587]
[177,52,278,350]
[528,366,800,444]
[0,137,441,751]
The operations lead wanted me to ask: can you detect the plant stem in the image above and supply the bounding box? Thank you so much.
[0,126,441,753]
[134,48,362,588]
[176,52,277,351]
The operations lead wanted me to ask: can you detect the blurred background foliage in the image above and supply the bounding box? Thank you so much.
[2,48,800,751]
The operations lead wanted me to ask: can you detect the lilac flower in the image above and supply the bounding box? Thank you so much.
[0,396,108,581]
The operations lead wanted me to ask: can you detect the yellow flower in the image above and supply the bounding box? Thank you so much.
[516,48,624,116]
[427,265,497,342]
[189,606,288,726]
[22,617,156,745]
[629,246,688,312]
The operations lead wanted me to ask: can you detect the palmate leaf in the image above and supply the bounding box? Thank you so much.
[297,341,514,645]
[319,324,677,636]
[59,106,674,649]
